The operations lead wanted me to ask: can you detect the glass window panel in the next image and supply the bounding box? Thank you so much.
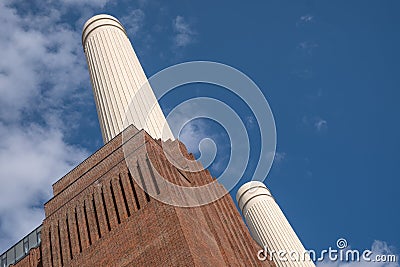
[15,241,24,261]
[6,249,15,266]
[23,238,28,254]
[37,231,41,243]
[28,232,37,248]
[1,254,6,267]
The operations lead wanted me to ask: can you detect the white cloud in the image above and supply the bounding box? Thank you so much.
[298,41,319,55]
[121,9,145,36]
[315,118,328,132]
[166,101,228,173]
[0,123,88,253]
[60,0,110,8]
[137,0,149,8]
[266,151,286,166]
[178,119,231,174]
[296,14,314,27]
[302,116,328,132]
[0,1,88,123]
[275,152,286,163]
[169,106,215,156]
[316,240,399,267]
[293,68,314,79]
[173,15,195,47]
[0,1,92,253]
[245,115,257,128]
[300,15,314,23]
[178,120,207,153]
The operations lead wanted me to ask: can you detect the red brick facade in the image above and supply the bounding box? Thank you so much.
[14,126,273,266]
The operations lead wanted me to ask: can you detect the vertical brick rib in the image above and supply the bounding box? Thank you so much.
[76,204,89,251]
[100,187,112,232]
[118,174,131,217]
[83,201,92,246]
[155,153,178,196]
[65,215,73,260]
[92,194,102,239]
[57,221,64,266]
[102,184,119,229]
[67,208,79,257]
[52,222,61,267]
[109,180,121,224]
[85,196,100,244]
[145,155,160,195]
[120,171,137,213]
[48,227,54,267]
[112,176,128,221]
[136,161,151,202]
[127,169,141,211]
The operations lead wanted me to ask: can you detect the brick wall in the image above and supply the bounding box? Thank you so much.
[15,126,273,267]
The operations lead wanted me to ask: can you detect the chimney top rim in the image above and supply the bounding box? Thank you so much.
[82,14,125,46]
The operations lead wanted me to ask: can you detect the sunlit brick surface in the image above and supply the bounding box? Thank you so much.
[12,126,275,267]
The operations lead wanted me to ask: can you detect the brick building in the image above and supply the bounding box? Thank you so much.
[2,126,273,266]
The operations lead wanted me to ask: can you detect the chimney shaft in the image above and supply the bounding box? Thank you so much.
[82,14,174,143]
[237,181,315,267]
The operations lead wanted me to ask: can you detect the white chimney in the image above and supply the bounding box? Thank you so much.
[82,14,174,143]
[237,181,315,267]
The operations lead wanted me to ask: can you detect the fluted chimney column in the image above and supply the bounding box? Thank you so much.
[237,181,315,267]
[82,14,174,143]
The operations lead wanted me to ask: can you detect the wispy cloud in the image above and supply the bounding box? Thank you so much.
[301,116,328,132]
[60,0,111,8]
[178,119,209,154]
[274,152,286,163]
[297,14,314,27]
[137,0,149,8]
[176,118,229,173]
[168,104,220,157]
[244,115,258,129]
[121,9,145,36]
[298,41,319,55]
[173,15,195,47]
[266,151,286,167]
[0,1,94,252]
[300,14,314,23]
[0,124,88,253]
[293,68,314,79]
[0,1,89,124]
[166,100,229,174]
[315,118,328,132]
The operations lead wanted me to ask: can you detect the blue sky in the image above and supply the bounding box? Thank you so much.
[0,0,399,265]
